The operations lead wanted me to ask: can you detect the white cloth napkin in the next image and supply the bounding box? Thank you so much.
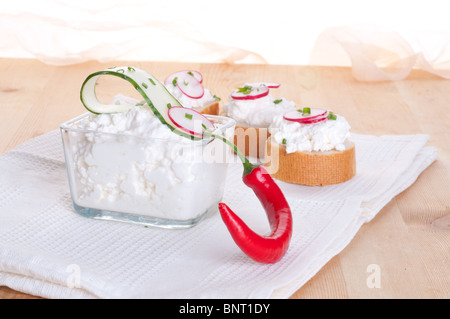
[0,129,436,299]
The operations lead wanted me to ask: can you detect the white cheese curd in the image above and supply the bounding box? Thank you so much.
[67,106,230,221]
[222,94,296,128]
[165,83,217,109]
[269,114,351,153]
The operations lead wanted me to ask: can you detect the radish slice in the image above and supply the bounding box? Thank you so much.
[283,108,328,123]
[164,70,203,86]
[168,106,215,137]
[189,70,203,84]
[297,116,328,125]
[176,73,205,99]
[246,82,281,89]
[265,82,280,88]
[230,85,269,100]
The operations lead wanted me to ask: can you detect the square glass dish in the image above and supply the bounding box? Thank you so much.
[60,112,236,229]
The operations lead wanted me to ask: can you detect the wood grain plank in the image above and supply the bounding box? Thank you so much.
[289,256,349,299]
[0,286,42,299]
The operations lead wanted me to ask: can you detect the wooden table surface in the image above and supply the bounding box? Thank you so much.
[0,58,449,299]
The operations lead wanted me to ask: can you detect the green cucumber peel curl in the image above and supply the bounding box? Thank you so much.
[80,66,200,141]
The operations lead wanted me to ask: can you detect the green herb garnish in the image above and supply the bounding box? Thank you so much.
[127,67,136,72]
[327,112,337,120]
[167,103,172,109]
[183,80,189,86]
[202,123,207,130]
[274,99,283,104]
[297,107,311,115]
[213,95,221,101]
[187,71,194,76]
[172,77,178,86]
[185,113,193,120]
[237,85,253,95]
[282,138,287,145]
[142,82,148,89]
[148,78,156,86]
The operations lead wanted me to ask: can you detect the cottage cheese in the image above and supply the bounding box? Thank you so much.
[269,113,351,153]
[66,106,231,221]
[222,94,296,128]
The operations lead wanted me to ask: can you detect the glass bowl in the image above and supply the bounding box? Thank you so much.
[60,113,236,229]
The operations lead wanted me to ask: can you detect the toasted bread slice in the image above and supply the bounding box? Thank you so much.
[264,137,356,186]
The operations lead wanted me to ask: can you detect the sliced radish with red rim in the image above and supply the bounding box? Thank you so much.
[283,108,329,124]
[164,70,203,86]
[164,70,205,99]
[297,116,328,124]
[176,73,205,99]
[168,106,215,137]
[188,70,203,83]
[230,85,269,100]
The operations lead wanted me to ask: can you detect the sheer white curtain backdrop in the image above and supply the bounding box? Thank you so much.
[1,0,449,79]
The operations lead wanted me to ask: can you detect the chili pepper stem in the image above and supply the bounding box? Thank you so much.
[204,132,258,175]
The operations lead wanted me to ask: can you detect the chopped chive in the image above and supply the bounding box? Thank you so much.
[167,103,172,109]
[127,67,136,72]
[302,107,311,114]
[148,78,156,85]
[142,82,148,89]
[183,80,189,86]
[282,138,287,145]
[172,77,178,86]
[327,112,337,120]
[202,123,207,130]
[185,113,193,120]
[213,95,221,101]
[117,69,125,73]
[237,85,252,95]
[187,71,194,76]
[274,99,283,104]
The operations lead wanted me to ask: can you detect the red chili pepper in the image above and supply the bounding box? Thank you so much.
[219,163,293,264]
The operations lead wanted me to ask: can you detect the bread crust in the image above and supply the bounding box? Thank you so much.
[198,101,220,116]
[264,137,356,186]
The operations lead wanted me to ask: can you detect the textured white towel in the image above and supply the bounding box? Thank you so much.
[0,128,436,299]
